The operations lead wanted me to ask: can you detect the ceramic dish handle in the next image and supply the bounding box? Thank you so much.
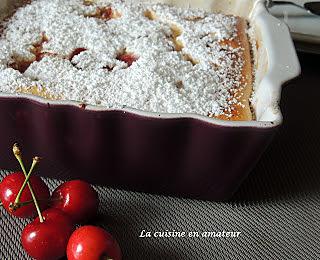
[260,12,300,84]
[252,2,301,122]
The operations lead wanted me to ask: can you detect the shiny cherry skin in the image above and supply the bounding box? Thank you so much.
[21,208,74,260]
[67,225,122,260]
[51,180,99,223]
[0,172,50,218]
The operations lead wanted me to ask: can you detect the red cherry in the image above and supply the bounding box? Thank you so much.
[21,208,74,260]
[0,172,50,218]
[67,225,122,260]
[116,53,138,66]
[51,180,99,223]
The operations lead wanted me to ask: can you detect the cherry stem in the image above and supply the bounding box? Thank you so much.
[12,196,61,209]
[12,199,34,209]
[13,157,40,206]
[13,143,44,223]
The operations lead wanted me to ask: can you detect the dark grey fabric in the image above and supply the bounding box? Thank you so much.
[1,53,320,260]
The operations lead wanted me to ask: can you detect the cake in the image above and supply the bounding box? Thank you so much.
[0,0,253,120]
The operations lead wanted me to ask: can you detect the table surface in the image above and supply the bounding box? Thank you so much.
[1,51,320,260]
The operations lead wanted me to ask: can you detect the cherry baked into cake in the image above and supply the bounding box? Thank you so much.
[0,0,253,120]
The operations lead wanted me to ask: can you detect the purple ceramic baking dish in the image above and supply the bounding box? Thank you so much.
[0,0,300,200]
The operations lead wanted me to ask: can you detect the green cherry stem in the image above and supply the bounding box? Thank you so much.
[11,199,34,208]
[13,156,40,207]
[11,196,62,209]
[13,143,44,223]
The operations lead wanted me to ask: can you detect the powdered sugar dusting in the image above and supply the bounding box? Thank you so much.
[0,0,246,117]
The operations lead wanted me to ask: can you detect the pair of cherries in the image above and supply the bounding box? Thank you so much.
[0,144,121,260]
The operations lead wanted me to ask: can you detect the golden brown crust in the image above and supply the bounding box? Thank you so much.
[214,17,253,121]
[16,86,61,99]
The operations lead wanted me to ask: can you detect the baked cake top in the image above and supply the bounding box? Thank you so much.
[0,0,248,118]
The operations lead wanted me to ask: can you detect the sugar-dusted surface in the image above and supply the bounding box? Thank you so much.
[0,0,245,117]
